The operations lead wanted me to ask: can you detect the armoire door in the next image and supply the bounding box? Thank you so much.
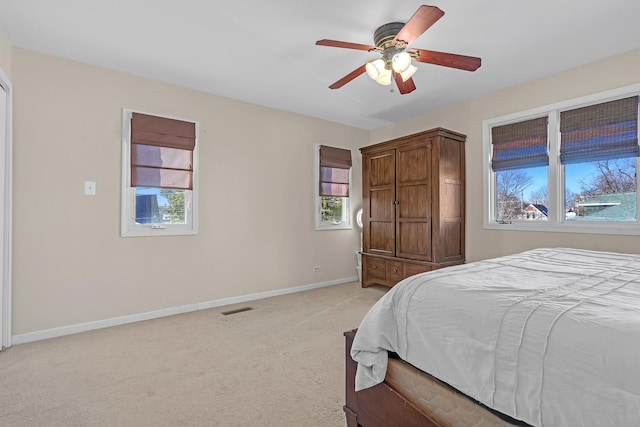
[395,141,432,261]
[363,149,395,256]
[437,136,465,262]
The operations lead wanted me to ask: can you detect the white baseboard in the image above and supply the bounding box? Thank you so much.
[11,276,358,345]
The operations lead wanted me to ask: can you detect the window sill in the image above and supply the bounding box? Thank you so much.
[484,220,640,236]
[315,224,353,231]
[121,226,198,237]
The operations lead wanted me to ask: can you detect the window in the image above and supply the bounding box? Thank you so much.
[491,116,549,222]
[483,84,640,235]
[560,97,638,222]
[315,144,352,230]
[121,110,198,236]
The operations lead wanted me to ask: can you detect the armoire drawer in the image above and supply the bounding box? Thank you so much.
[403,263,431,278]
[365,257,424,284]
[362,253,453,288]
[386,260,404,282]
[366,257,386,280]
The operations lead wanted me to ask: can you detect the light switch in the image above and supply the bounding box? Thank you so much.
[84,181,96,196]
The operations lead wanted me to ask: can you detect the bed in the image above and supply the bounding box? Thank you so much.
[345,247,640,426]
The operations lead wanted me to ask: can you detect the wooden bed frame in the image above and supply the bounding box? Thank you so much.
[343,329,441,427]
[344,330,528,427]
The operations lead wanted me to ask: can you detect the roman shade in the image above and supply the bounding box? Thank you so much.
[319,145,352,197]
[131,112,196,190]
[560,96,639,164]
[491,116,549,171]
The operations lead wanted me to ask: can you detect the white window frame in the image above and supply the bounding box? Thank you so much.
[314,144,352,230]
[121,109,199,237]
[483,83,640,235]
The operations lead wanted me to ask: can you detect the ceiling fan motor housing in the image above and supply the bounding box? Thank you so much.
[374,22,407,69]
[373,22,405,48]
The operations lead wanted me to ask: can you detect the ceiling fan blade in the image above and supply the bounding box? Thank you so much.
[315,39,377,52]
[394,5,444,46]
[413,48,482,71]
[328,64,367,89]
[393,72,416,95]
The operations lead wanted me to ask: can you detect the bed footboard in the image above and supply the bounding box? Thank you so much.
[344,330,441,427]
[344,330,359,427]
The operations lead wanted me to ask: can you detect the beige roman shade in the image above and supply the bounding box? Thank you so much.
[130,112,196,190]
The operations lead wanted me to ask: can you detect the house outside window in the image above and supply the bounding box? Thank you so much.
[121,110,199,237]
[315,144,352,230]
[483,83,640,235]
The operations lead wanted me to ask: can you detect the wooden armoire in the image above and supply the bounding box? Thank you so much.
[360,128,465,288]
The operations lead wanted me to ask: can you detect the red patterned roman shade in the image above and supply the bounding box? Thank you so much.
[130,112,196,190]
[319,145,352,197]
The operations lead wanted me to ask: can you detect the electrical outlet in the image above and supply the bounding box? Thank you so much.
[84,181,96,196]
[313,266,320,272]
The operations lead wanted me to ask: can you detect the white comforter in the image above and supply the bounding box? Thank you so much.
[351,248,640,427]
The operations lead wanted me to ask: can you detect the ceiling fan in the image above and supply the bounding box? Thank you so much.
[315,5,481,95]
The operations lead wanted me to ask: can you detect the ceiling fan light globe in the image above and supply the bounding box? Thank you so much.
[366,59,386,81]
[392,51,412,73]
[365,62,379,80]
[377,69,392,86]
[400,64,417,82]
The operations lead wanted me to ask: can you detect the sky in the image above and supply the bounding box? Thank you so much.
[136,187,169,206]
[524,163,598,202]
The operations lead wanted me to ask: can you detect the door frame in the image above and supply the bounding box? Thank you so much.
[0,66,12,349]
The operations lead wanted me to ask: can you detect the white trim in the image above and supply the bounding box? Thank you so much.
[120,108,199,237]
[11,277,358,345]
[483,82,640,235]
[0,67,12,349]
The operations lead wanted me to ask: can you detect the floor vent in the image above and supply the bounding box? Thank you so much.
[221,307,253,316]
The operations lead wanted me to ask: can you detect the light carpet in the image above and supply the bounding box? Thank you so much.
[0,282,387,426]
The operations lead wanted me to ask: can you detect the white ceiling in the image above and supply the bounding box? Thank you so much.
[1,1,640,130]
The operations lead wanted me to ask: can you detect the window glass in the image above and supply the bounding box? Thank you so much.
[320,196,348,225]
[565,159,636,221]
[135,187,187,224]
[495,166,548,222]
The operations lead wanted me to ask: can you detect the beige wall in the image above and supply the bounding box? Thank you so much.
[371,48,640,262]
[9,43,640,337]
[0,25,10,78]
[12,48,367,335]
